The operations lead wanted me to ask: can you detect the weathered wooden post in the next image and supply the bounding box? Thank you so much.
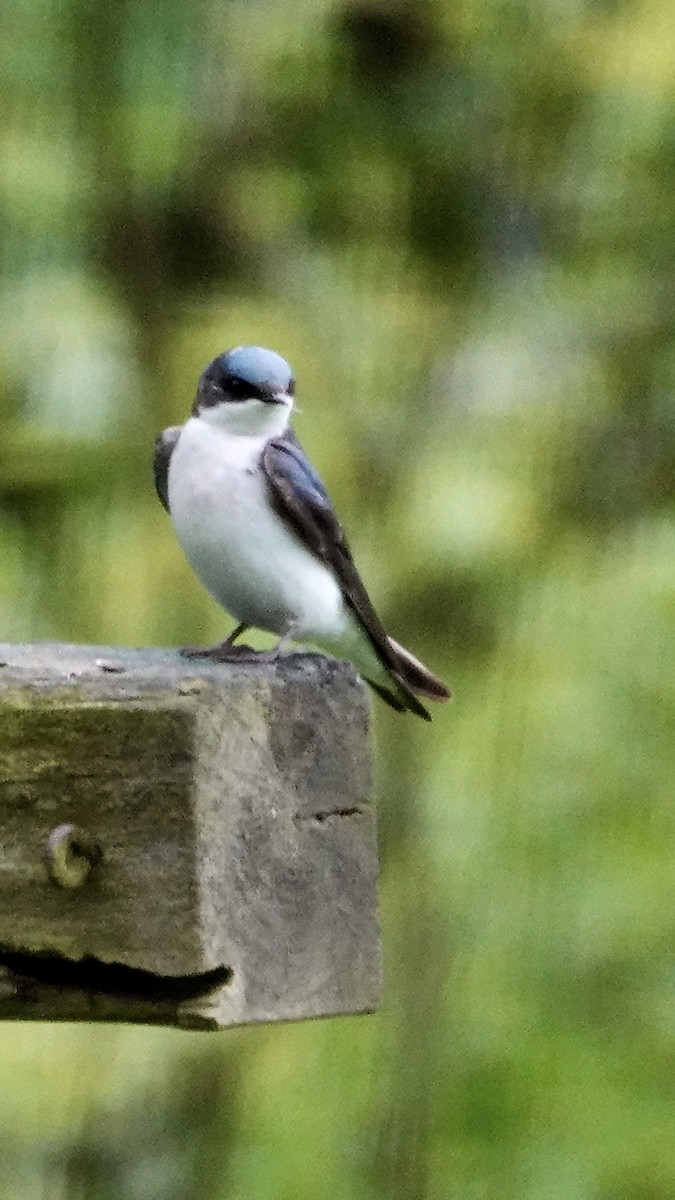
[0,643,380,1030]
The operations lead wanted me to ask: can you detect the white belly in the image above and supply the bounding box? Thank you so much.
[167,418,349,638]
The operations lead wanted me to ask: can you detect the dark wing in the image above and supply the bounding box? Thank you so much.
[262,430,431,718]
[262,431,391,652]
[153,426,182,513]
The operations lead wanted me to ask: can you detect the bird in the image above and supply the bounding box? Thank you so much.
[154,345,450,719]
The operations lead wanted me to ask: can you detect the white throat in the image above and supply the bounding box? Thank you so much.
[197,397,292,438]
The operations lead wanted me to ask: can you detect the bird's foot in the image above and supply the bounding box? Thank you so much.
[217,643,295,663]
[179,641,259,663]
[179,623,301,665]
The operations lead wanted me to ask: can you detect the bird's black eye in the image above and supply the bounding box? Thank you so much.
[227,376,268,402]
[226,376,251,401]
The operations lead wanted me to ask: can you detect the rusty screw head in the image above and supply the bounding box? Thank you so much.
[45,824,103,889]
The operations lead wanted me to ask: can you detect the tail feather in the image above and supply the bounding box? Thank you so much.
[366,675,432,721]
[387,639,451,703]
[327,626,450,719]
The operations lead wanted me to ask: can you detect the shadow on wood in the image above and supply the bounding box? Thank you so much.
[0,643,380,1030]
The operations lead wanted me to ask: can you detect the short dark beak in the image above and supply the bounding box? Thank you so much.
[264,391,289,405]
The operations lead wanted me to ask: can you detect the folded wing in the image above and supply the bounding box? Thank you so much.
[262,431,450,718]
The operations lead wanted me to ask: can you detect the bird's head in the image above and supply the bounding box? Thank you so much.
[193,345,295,435]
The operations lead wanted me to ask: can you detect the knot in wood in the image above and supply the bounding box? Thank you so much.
[44,824,103,890]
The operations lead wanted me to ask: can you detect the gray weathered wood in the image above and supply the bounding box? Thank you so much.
[0,643,380,1030]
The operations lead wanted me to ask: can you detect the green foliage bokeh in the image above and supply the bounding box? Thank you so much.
[1,1,674,1197]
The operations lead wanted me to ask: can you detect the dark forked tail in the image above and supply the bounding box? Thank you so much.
[365,639,451,720]
[388,638,451,702]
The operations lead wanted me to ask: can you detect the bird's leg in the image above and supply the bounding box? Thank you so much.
[179,623,254,661]
[180,621,304,664]
[269,622,299,658]
[206,620,302,664]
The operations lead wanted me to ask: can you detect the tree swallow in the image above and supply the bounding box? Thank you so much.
[154,345,450,719]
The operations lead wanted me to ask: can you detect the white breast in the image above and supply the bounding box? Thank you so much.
[167,418,349,639]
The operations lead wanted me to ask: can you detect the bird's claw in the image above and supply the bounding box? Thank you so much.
[179,642,258,662]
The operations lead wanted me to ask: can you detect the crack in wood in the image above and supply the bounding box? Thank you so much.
[0,948,232,1002]
[294,807,364,824]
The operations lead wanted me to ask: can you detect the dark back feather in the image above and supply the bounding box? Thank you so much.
[153,426,182,513]
[262,431,392,655]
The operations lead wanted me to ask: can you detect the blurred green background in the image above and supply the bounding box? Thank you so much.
[1,0,674,1196]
